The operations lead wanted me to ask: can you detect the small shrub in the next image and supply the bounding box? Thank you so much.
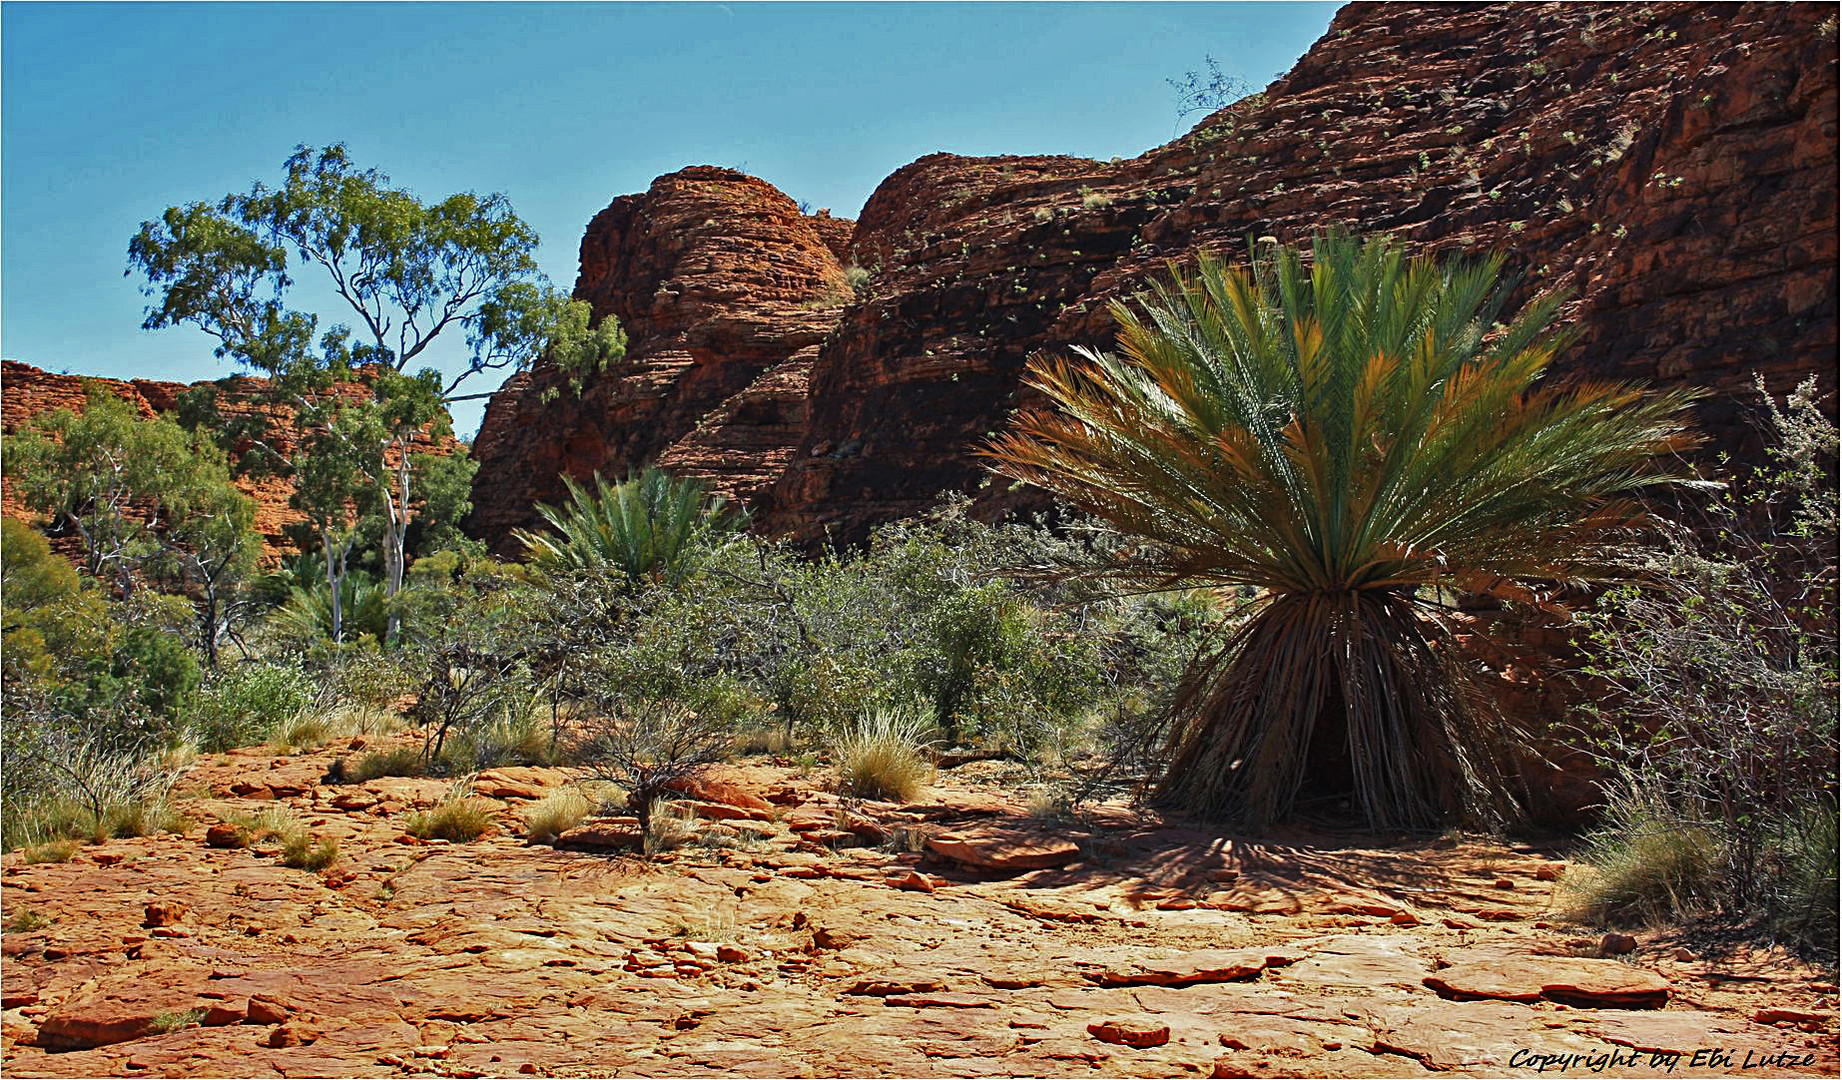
[405,797,494,842]
[522,788,590,842]
[188,663,314,752]
[279,833,338,871]
[103,797,189,841]
[1564,783,1718,926]
[573,695,738,837]
[268,713,333,754]
[735,726,792,756]
[4,909,50,933]
[147,1009,206,1035]
[439,704,555,773]
[1765,800,1840,956]
[21,840,77,864]
[844,264,872,291]
[345,747,426,783]
[834,707,934,802]
[1080,188,1112,210]
[643,798,700,855]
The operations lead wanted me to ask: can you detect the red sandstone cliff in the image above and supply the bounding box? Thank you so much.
[464,168,852,542]
[469,1,1836,549]
[1,360,459,559]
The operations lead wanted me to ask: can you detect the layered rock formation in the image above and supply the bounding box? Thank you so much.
[471,1,1835,549]
[465,168,853,542]
[1,360,458,558]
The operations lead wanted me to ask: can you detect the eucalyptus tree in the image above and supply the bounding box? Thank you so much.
[985,232,1704,830]
[7,386,260,664]
[128,144,626,639]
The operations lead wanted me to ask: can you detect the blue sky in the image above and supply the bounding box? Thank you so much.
[3,2,1338,435]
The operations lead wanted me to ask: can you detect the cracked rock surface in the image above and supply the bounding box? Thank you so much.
[3,740,1835,1078]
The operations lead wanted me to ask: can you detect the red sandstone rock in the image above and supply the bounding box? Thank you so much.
[553,822,642,851]
[1100,948,1305,987]
[1088,1018,1171,1048]
[1425,956,1672,1008]
[141,901,186,928]
[467,3,1833,565]
[924,828,1080,872]
[203,823,247,849]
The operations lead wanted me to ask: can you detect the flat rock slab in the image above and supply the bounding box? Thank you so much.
[1425,955,1672,1009]
[1369,1001,1598,1071]
[925,829,1081,872]
[1087,1018,1170,1048]
[883,992,999,1009]
[1096,947,1304,986]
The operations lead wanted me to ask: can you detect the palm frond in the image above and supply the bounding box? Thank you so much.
[983,231,1702,828]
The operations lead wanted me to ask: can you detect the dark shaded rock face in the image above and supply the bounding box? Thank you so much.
[469,2,1836,550]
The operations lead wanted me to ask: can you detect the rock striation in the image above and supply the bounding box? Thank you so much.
[469,1,1836,550]
[464,168,853,544]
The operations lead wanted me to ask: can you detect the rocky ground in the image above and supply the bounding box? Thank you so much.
[2,735,1835,1079]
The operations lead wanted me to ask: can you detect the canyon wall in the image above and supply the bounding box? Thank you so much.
[468,1,1836,549]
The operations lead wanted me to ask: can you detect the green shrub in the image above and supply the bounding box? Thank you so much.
[147,1009,206,1035]
[188,663,315,752]
[21,840,78,864]
[984,232,1701,830]
[268,713,333,754]
[1565,782,1718,925]
[1574,377,1837,956]
[4,908,51,933]
[514,467,740,585]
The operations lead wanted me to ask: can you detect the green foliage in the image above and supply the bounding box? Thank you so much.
[985,232,1703,829]
[280,832,338,871]
[516,468,740,585]
[188,659,314,751]
[339,746,426,783]
[128,143,625,640]
[270,569,393,645]
[5,386,259,661]
[148,1010,206,1035]
[1573,377,1838,955]
[2,523,201,751]
[522,787,590,843]
[0,731,186,852]
[2,518,115,686]
[1565,780,1719,925]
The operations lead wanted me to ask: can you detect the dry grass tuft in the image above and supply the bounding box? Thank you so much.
[522,788,590,843]
[406,797,495,843]
[834,708,934,802]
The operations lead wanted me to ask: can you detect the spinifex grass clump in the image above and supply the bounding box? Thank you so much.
[985,231,1701,830]
[833,706,935,802]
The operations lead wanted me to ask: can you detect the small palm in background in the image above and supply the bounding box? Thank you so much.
[515,468,741,586]
[985,231,1703,830]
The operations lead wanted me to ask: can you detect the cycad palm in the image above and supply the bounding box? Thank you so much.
[985,232,1701,830]
[515,467,738,586]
